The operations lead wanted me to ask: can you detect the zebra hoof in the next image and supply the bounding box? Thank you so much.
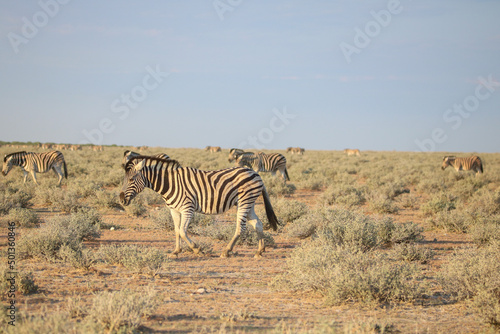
[254,253,263,258]
[220,251,230,258]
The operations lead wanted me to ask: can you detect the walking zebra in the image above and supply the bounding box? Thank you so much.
[2,151,67,185]
[442,156,483,175]
[122,150,169,167]
[228,148,245,162]
[344,149,361,156]
[236,152,290,183]
[120,156,278,258]
[205,146,222,153]
[286,147,305,155]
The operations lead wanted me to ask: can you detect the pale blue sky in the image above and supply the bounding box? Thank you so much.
[1,1,499,152]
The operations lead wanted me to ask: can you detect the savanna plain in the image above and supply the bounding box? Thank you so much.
[1,146,499,333]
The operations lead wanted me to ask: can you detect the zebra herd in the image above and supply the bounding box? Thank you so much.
[0,147,486,258]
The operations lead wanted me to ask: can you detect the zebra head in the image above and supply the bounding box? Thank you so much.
[2,154,16,176]
[119,158,147,206]
[441,156,454,170]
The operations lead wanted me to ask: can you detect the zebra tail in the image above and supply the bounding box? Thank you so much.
[262,186,278,231]
[63,160,68,179]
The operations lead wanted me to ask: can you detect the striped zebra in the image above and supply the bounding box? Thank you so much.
[122,150,169,168]
[286,147,305,155]
[442,156,483,175]
[2,151,68,186]
[228,148,245,162]
[205,146,222,153]
[344,149,361,156]
[120,156,278,258]
[236,152,290,183]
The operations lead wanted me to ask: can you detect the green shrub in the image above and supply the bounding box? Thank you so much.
[0,187,33,214]
[368,193,399,214]
[469,216,500,246]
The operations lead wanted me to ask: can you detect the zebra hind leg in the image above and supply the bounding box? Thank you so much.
[29,171,39,185]
[222,206,249,258]
[53,166,63,186]
[178,211,200,255]
[246,207,265,258]
[170,209,182,257]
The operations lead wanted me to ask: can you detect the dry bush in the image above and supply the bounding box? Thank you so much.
[6,208,40,228]
[97,244,170,276]
[3,312,101,334]
[0,265,38,296]
[320,184,366,208]
[271,240,424,306]
[89,288,159,332]
[391,243,435,264]
[439,242,500,326]
[19,209,101,261]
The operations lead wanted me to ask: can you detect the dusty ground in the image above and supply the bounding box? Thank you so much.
[2,188,491,333]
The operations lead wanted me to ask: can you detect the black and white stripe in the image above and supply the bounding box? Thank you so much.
[119,156,278,258]
[442,156,483,175]
[2,151,67,185]
[122,150,169,167]
[236,152,290,182]
[228,148,245,162]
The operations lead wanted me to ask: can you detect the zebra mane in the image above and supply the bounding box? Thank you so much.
[123,150,134,157]
[124,155,181,172]
[4,151,26,162]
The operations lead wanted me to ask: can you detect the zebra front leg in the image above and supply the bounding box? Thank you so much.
[247,207,265,258]
[170,209,182,256]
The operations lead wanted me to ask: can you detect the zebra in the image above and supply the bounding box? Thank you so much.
[442,156,483,175]
[236,152,290,183]
[120,156,279,258]
[122,150,169,168]
[287,147,305,155]
[228,148,245,162]
[205,146,222,153]
[344,149,361,156]
[2,151,68,186]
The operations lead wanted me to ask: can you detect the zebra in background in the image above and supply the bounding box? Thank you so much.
[122,150,169,167]
[442,156,483,175]
[120,156,278,258]
[205,146,222,153]
[287,147,305,155]
[2,151,67,186]
[236,152,290,183]
[228,148,245,162]
[344,149,361,156]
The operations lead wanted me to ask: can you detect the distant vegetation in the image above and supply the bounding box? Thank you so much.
[1,143,499,331]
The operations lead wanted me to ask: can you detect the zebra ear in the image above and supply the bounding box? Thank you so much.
[134,159,146,172]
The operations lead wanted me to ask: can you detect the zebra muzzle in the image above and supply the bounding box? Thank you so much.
[119,192,128,206]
